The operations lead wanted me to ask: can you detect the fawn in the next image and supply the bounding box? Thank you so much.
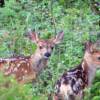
[54,41,100,100]
[0,30,64,84]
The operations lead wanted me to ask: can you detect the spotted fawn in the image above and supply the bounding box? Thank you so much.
[54,41,100,100]
[0,30,64,84]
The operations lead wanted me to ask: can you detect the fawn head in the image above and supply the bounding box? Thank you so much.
[27,30,64,59]
[84,41,100,68]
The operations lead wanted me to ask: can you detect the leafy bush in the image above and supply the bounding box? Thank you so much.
[0,0,100,100]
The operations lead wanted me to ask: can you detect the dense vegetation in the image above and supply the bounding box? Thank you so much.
[0,0,100,100]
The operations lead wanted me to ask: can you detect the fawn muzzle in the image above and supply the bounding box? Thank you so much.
[44,52,51,58]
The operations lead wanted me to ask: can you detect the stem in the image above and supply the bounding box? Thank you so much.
[50,0,57,34]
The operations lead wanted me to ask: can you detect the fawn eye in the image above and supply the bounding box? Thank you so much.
[97,57,100,60]
[51,46,54,50]
[39,46,43,49]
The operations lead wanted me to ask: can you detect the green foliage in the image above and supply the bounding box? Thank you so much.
[0,0,100,100]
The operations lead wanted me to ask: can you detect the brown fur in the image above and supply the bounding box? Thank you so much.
[53,41,100,100]
[0,30,64,84]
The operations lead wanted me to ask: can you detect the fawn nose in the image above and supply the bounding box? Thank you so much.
[44,52,51,58]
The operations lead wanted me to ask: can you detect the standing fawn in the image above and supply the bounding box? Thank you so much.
[54,41,100,100]
[0,30,64,84]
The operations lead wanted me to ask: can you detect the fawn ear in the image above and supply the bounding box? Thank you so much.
[84,41,93,53]
[27,29,39,43]
[53,31,64,44]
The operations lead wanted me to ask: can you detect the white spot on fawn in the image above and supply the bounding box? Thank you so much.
[25,70,28,73]
[17,63,21,68]
[14,67,18,72]
[60,84,73,99]
[27,63,29,66]
[22,68,24,71]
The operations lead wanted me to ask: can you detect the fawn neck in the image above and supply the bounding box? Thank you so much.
[30,49,48,73]
[83,51,97,86]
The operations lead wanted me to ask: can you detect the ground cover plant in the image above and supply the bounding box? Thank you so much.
[0,0,100,100]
